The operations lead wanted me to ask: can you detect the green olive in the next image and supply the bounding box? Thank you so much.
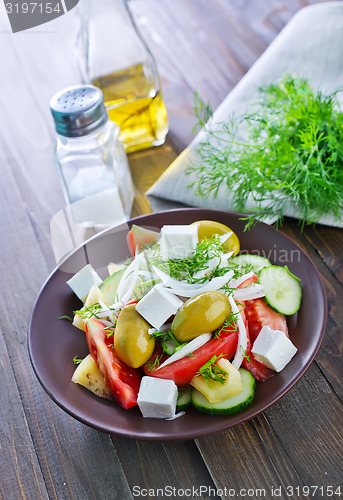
[191,220,240,256]
[171,291,231,342]
[114,304,155,368]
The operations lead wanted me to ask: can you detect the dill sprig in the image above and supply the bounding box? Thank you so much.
[197,354,227,386]
[149,235,240,284]
[74,303,103,320]
[240,345,251,362]
[58,315,73,322]
[187,74,343,230]
[214,310,240,339]
[73,356,83,365]
[150,329,179,345]
[146,353,163,372]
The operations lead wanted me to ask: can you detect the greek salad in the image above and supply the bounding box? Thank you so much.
[66,220,301,419]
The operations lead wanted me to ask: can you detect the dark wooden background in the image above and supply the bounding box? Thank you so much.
[0,1,342,499]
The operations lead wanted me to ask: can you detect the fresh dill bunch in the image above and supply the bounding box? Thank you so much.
[187,74,343,230]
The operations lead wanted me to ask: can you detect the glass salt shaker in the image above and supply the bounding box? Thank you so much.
[50,84,134,228]
[77,0,168,153]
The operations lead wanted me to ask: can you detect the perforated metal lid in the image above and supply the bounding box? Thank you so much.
[50,85,108,137]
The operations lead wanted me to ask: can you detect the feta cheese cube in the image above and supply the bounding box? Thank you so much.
[160,225,198,260]
[251,325,297,372]
[66,264,102,302]
[135,284,183,329]
[137,377,178,418]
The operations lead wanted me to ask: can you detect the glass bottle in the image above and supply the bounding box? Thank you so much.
[78,0,168,153]
[50,84,134,228]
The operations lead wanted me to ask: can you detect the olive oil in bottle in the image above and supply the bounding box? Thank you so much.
[79,0,169,153]
[92,63,168,153]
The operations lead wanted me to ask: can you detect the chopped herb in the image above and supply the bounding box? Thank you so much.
[74,303,103,320]
[73,356,83,365]
[146,353,163,372]
[149,329,181,352]
[197,354,227,386]
[214,310,240,339]
[133,279,157,300]
[58,315,73,321]
[174,342,188,352]
[148,235,240,284]
[187,74,343,230]
[240,345,251,362]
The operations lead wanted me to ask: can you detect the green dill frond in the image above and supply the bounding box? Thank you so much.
[187,74,343,230]
[146,353,163,372]
[197,354,227,386]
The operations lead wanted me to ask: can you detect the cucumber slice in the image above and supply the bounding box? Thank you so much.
[230,254,271,274]
[258,265,302,315]
[191,368,255,415]
[176,387,192,412]
[99,268,125,305]
[161,337,178,356]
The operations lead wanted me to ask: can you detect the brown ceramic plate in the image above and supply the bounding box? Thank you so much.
[28,208,327,440]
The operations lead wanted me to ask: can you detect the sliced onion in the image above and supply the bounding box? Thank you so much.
[192,256,221,280]
[228,271,255,289]
[233,284,265,301]
[166,411,185,420]
[218,251,233,267]
[120,269,140,305]
[156,333,212,370]
[152,266,204,290]
[97,318,113,327]
[153,267,234,298]
[229,295,248,369]
[219,232,233,244]
[116,252,143,301]
[97,307,119,319]
[97,298,110,311]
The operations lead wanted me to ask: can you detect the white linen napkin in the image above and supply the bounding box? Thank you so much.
[147,2,343,227]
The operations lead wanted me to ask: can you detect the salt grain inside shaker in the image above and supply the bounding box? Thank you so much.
[50,85,134,228]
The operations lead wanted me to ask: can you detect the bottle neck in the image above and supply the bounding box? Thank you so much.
[79,0,159,88]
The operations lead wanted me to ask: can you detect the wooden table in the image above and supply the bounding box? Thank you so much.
[1,1,342,499]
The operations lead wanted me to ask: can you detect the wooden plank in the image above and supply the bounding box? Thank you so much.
[0,332,50,500]
[301,225,343,285]
[130,0,332,113]
[112,437,222,500]
[265,367,343,486]
[196,414,306,496]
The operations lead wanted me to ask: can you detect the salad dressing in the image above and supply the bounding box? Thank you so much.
[92,64,168,153]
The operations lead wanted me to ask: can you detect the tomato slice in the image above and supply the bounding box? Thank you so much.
[142,325,239,387]
[85,318,141,409]
[242,342,275,382]
[127,225,159,256]
[236,273,288,382]
[242,298,288,382]
[244,298,288,343]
